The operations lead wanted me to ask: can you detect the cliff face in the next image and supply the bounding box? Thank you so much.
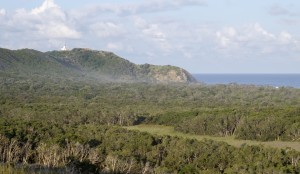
[139,64,196,83]
[0,48,197,83]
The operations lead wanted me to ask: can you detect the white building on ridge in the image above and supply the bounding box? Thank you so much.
[61,42,67,51]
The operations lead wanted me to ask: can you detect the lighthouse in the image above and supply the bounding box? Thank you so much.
[61,42,67,51]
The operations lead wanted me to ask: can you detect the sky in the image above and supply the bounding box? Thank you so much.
[1,0,300,73]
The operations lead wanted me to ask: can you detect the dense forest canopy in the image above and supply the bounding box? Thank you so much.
[0,48,299,173]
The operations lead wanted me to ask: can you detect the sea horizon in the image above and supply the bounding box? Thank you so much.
[193,73,300,88]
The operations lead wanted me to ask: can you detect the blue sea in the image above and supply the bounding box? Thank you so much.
[194,74,300,88]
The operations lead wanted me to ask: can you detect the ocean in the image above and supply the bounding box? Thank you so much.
[193,74,300,88]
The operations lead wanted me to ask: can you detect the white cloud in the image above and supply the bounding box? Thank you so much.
[81,0,206,17]
[106,42,133,52]
[278,31,292,44]
[133,0,206,14]
[37,22,80,39]
[216,27,237,48]
[252,23,275,40]
[31,0,59,14]
[90,22,125,38]
[216,23,276,49]
[0,0,81,50]
[134,17,171,52]
[142,25,166,42]
[214,23,300,57]
[106,42,123,50]
[0,9,6,16]
[29,0,79,39]
[134,17,148,29]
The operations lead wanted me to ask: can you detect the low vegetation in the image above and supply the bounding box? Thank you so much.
[126,124,300,151]
[0,48,300,173]
[1,121,300,173]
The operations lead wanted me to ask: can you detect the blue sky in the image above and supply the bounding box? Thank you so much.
[1,0,300,73]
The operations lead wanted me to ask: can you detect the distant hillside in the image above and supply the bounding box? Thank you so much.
[0,48,196,83]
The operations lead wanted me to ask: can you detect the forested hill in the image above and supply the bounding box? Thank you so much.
[0,47,196,83]
[1,47,300,173]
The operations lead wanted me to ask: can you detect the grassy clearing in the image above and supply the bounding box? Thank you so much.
[126,124,300,151]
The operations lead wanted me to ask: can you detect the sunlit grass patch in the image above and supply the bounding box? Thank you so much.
[126,124,300,151]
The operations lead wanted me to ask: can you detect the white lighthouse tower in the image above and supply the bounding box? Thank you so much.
[61,42,67,51]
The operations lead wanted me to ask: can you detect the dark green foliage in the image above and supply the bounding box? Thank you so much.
[67,158,99,174]
[173,107,300,141]
[0,74,300,141]
[0,121,299,173]
[1,47,300,173]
